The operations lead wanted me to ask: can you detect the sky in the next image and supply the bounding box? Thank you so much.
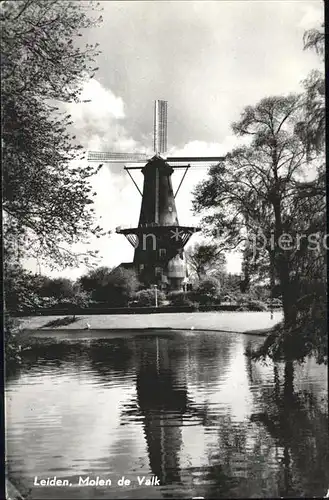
[25,0,324,279]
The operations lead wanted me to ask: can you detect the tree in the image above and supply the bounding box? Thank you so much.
[106,267,140,306]
[303,24,324,58]
[2,0,104,268]
[221,273,241,296]
[185,242,226,281]
[194,95,305,322]
[295,24,325,155]
[3,267,90,313]
[193,92,326,362]
[40,277,75,300]
[195,276,221,305]
[194,21,328,362]
[79,266,140,306]
[4,265,57,313]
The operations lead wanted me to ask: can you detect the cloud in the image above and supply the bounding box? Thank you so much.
[78,78,125,120]
[298,3,323,30]
[65,79,145,156]
[169,135,250,157]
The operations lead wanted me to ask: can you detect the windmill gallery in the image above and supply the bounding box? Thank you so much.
[88,100,225,291]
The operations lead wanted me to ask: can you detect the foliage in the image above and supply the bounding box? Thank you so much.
[167,290,195,307]
[195,277,221,305]
[244,299,268,312]
[295,70,325,156]
[185,242,226,280]
[4,314,23,370]
[2,0,104,268]
[4,263,57,312]
[79,266,140,306]
[303,24,324,58]
[79,266,111,295]
[221,273,242,295]
[40,277,75,300]
[248,292,327,364]
[193,93,324,327]
[133,288,166,307]
[295,24,325,156]
[4,261,92,313]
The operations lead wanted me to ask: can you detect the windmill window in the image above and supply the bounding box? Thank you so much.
[159,248,166,257]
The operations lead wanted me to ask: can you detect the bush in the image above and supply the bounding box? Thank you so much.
[167,290,195,307]
[80,266,140,307]
[245,299,268,311]
[194,277,221,305]
[237,305,249,312]
[133,288,166,307]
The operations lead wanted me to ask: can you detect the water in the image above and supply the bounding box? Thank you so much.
[6,330,328,499]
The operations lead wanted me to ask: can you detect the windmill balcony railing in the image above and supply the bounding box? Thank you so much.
[116,223,162,231]
[116,223,200,231]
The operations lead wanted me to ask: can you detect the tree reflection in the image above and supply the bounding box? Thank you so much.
[17,336,137,383]
[249,360,329,498]
[192,353,328,498]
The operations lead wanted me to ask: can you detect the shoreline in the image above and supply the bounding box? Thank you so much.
[17,311,282,338]
[20,326,272,337]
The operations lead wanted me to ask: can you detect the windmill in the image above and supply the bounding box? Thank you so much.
[88,100,225,291]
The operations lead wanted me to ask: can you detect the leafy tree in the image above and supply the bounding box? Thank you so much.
[4,314,24,370]
[40,277,75,300]
[194,95,306,322]
[221,273,242,296]
[185,242,226,281]
[4,264,57,312]
[79,266,111,295]
[80,266,140,306]
[37,276,90,313]
[303,24,324,57]
[2,0,104,268]
[4,266,90,313]
[107,267,140,306]
[191,21,328,362]
[193,91,326,362]
[195,276,221,305]
[296,24,325,155]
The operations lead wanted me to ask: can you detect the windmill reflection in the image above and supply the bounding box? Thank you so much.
[136,336,188,484]
[133,333,236,485]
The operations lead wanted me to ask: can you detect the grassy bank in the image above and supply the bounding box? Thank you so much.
[19,310,283,335]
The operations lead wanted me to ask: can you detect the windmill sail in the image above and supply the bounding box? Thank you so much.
[154,100,168,155]
[87,151,148,163]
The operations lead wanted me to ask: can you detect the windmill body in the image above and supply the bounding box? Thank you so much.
[88,100,225,291]
[118,155,199,290]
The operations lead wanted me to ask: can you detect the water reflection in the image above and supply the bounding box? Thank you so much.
[122,334,230,487]
[6,331,328,499]
[249,362,329,498]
